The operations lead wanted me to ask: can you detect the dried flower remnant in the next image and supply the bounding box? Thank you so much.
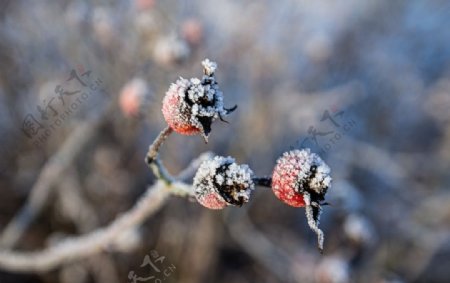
[271,149,332,251]
[193,156,255,209]
[162,59,236,142]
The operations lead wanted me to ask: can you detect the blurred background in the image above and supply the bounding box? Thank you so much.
[1,0,450,282]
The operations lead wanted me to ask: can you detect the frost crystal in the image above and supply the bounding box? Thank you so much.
[194,156,255,208]
[282,148,332,196]
[201,58,217,76]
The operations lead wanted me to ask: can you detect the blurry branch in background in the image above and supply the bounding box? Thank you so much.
[0,180,189,273]
[176,151,214,181]
[0,102,115,249]
[56,170,101,232]
[0,114,214,272]
[56,171,120,283]
[343,138,420,203]
[225,208,293,282]
[176,211,218,283]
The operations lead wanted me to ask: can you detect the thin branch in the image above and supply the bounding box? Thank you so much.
[252,176,272,188]
[0,180,192,273]
[176,151,214,181]
[56,171,120,283]
[0,106,112,249]
[145,126,174,184]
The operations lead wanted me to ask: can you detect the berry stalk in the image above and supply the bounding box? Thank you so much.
[252,177,272,188]
[145,126,175,184]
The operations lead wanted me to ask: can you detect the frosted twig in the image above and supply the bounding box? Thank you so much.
[0,180,191,273]
[145,126,175,184]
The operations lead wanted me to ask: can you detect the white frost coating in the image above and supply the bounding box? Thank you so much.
[168,59,227,140]
[304,192,325,252]
[202,58,218,76]
[279,148,332,194]
[193,156,255,205]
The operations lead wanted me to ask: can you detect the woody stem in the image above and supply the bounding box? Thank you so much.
[145,126,175,184]
[252,177,272,188]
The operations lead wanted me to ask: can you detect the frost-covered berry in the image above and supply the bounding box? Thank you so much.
[162,59,236,142]
[193,156,255,209]
[272,149,332,207]
[271,148,332,251]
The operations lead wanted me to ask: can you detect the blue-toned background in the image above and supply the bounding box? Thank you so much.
[1,1,449,282]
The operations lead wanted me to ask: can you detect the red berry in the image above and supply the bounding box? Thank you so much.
[271,149,332,252]
[193,156,255,209]
[162,79,200,135]
[161,59,236,142]
[272,149,331,207]
[195,191,228,210]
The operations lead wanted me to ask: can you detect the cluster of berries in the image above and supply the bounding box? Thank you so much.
[159,59,332,251]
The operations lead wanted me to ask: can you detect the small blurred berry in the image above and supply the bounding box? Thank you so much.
[193,156,254,209]
[134,0,155,11]
[119,78,150,118]
[181,18,203,46]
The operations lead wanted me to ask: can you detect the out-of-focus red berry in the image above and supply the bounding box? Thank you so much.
[181,18,203,46]
[119,78,149,118]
